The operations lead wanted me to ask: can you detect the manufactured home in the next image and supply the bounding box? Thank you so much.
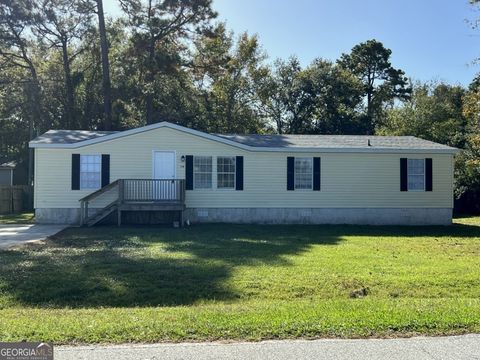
[29,122,458,226]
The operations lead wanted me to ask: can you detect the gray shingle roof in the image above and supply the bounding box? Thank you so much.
[30,126,457,152]
[216,134,456,151]
[32,130,119,145]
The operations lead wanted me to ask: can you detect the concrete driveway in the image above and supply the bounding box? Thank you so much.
[56,335,480,360]
[0,224,68,249]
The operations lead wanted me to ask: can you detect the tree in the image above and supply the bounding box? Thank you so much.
[34,0,95,129]
[261,57,314,134]
[306,59,364,134]
[95,0,113,130]
[192,24,268,133]
[119,0,217,124]
[338,39,411,133]
[260,58,364,134]
[0,0,44,184]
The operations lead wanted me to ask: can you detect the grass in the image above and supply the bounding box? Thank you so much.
[0,212,35,224]
[0,218,479,343]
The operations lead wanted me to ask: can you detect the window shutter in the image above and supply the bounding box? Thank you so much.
[185,155,193,190]
[101,154,110,188]
[425,158,433,191]
[400,158,408,192]
[235,156,244,191]
[313,157,321,191]
[71,154,80,190]
[287,157,295,191]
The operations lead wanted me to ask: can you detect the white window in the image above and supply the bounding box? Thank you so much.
[294,157,313,190]
[407,159,425,191]
[80,155,101,189]
[194,156,212,189]
[217,156,236,189]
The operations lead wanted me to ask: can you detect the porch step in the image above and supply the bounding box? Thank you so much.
[85,202,118,227]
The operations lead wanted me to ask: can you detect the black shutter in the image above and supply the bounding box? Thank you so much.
[400,158,408,192]
[313,157,321,191]
[71,154,80,190]
[101,154,110,188]
[235,156,244,190]
[425,158,433,191]
[287,157,295,191]
[185,155,193,190]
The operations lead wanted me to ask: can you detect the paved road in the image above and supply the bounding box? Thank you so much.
[56,335,480,360]
[0,224,67,249]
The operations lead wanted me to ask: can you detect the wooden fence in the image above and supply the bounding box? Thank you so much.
[0,185,33,214]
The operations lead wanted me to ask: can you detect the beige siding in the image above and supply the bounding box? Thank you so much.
[34,127,454,209]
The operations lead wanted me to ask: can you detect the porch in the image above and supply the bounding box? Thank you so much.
[79,179,186,227]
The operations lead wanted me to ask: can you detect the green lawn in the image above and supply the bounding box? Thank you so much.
[0,218,479,343]
[0,212,35,224]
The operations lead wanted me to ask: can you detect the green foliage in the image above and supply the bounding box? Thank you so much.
[455,134,480,212]
[307,59,365,134]
[192,24,269,133]
[260,57,364,134]
[0,222,480,342]
[378,82,467,147]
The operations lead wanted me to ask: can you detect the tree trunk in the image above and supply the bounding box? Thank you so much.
[61,39,76,129]
[25,61,42,186]
[145,0,155,125]
[366,89,373,135]
[96,0,113,130]
[145,39,155,124]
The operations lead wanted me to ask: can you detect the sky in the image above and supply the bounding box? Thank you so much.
[103,0,480,86]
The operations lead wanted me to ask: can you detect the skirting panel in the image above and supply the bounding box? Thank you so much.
[35,207,453,226]
[36,208,81,224]
[185,208,453,225]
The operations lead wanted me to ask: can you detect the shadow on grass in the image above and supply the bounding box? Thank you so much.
[0,222,478,308]
[0,224,340,308]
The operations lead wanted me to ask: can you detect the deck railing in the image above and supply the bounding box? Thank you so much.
[123,179,185,203]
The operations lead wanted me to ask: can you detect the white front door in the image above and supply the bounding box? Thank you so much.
[153,151,176,200]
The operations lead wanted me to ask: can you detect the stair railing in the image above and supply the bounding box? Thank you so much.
[79,179,120,225]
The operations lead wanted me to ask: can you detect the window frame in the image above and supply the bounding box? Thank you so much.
[80,154,102,190]
[294,157,313,191]
[193,155,213,190]
[407,158,426,192]
[216,156,236,190]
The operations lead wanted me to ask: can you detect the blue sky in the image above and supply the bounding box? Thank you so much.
[103,0,480,86]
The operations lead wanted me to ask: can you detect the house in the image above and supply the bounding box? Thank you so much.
[0,161,16,186]
[29,121,459,226]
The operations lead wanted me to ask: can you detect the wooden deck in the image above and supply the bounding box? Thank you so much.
[79,179,186,226]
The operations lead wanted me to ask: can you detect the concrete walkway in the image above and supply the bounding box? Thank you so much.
[56,335,480,360]
[0,224,67,249]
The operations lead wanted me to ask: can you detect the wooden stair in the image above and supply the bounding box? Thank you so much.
[84,201,118,227]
